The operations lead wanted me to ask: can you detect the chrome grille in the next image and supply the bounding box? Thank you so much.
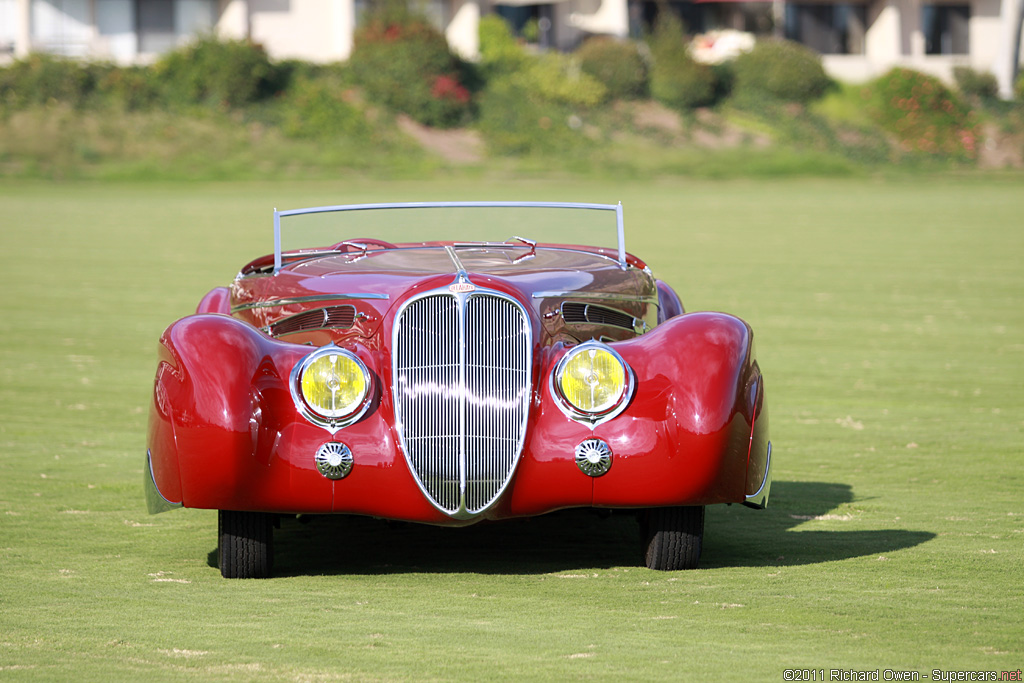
[394,289,531,516]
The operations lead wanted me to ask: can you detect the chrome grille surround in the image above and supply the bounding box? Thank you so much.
[392,279,532,519]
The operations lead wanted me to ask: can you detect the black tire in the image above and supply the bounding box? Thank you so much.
[218,510,274,579]
[642,506,704,570]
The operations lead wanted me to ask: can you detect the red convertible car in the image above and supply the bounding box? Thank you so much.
[145,202,771,578]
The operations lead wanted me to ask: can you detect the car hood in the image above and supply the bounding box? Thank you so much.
[230,244,656,343]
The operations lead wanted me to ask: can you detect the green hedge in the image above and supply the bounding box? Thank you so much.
[732,39,831,104]
[152,36,281,108]
[0,38,284,112]
[278,74,373,140]
[514,53,607,108]
[952,66,998,100]
[478,14,530,78]
[0,54,105,109]
[648,14,716,111]
[577,37,648,100]
[94,66,161,110]
[477,77,592,156]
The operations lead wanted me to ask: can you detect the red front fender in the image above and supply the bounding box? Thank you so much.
[603,312,767,506]
[147,315,446,520]
[509,312,769,513]
[147,315,323,511]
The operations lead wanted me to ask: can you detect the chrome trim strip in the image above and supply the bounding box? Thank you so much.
[457,284,469,511]
[444,245,467,275]
[231,293,388,313]
[744,441,773,509]
[456,244,621,266]
[145,449,183,515]
[615,202,625,267]
[533,291,659,305]
[273,201,627,273]
[277,200,622,216]
[274,208,282,273]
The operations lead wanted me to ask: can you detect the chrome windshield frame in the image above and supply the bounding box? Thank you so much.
[272,201,626,273]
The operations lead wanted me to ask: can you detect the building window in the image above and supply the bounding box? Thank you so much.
[634,2,775,38]
[698,3,774,35]
[493,5,556,48]
[139,0,175,53]
[31,0,93,56]
[784,3,866,55]
[0,0,16,53]
[136,0,214,54]
[922,4,969,55]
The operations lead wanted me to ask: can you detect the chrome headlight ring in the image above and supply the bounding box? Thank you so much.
[290,344,373,434]
[551,340,634,427]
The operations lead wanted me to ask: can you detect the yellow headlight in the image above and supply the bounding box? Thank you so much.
[557,344,628,415]
[299,350,368,420]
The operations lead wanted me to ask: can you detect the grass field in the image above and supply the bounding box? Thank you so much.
[1,176,1022,680]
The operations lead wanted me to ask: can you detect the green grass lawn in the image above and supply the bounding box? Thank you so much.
[1,177,1021,680]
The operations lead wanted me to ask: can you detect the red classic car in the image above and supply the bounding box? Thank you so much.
[145,202,771,578]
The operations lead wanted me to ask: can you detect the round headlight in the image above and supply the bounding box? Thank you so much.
[555,343,630,417]
[295,347,370,421]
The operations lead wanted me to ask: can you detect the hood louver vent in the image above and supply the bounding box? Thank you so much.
[562,302,635,331]
[271,305,356,336]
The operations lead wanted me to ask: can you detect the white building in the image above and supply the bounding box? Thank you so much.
[0,0,1021,96]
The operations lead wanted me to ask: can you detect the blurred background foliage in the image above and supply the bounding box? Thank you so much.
[0,8,1022,180]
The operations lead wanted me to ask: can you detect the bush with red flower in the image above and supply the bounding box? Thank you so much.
[347,6,474,128]
[864,68,978,161]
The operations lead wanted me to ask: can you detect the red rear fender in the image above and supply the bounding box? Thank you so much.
[196,287,231,315]
[655,280,685,322]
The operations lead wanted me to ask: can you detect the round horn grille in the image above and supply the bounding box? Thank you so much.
[575,438,612,477]
[315,442,353,480]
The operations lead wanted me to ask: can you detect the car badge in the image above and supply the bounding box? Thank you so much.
[449,282,476,293]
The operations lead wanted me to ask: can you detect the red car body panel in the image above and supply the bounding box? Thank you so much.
[149,295,768,523]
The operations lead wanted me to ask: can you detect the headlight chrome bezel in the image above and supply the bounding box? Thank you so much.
[552,340,634,426]
[290,344,372,433]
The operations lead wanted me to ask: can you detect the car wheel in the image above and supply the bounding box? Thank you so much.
[218,510,274,579]
[642,506,704,570]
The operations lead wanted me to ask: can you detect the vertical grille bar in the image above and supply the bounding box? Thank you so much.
[395,295,460,513]
[464,296,530,513]
[394,289,531,517]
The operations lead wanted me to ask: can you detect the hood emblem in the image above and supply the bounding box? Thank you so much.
[449,281,476,293]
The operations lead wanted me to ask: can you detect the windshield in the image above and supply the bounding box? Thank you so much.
[273,202,625,272]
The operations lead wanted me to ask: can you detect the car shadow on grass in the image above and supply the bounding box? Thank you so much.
[205,481,934,576]
[700,481,935,569]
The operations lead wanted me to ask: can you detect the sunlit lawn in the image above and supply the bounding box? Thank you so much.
[0,176,1021,680]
